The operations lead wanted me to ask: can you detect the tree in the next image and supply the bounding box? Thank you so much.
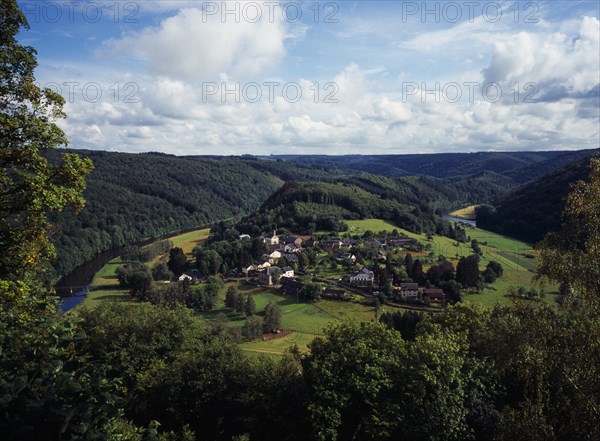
[128,270,154,298]
[263,302,282,333]
[244,295,256,316]
[426,264,444,286]
[456,255,481,289]
[234,291,246,314]
[0,3,113,438]
[304,283,322,301]
[168,247,188,276]
[482,267,497,284]
[152,260,173,281]
[440,280,462,303]
[0,3,93,286]
[411,259,425,285]
[536,157,600,303]
[303,321,406,441]
[403,254,414,276]
[242,315,263,339]
[486,261,503,278]
[225,285,239,309]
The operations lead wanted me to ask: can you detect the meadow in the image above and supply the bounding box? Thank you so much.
[345,219,558,306]
[75,219,556,357]
[449,205,478,220]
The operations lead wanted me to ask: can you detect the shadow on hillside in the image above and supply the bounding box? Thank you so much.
[92,294,128,302]
[92,284,122,291]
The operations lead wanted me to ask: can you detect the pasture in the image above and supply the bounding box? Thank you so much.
[344,219,557,305]
[449,205,478,220]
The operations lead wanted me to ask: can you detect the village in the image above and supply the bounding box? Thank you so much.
[180,229,450,309]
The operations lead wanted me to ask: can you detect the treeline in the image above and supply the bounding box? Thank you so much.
[269,150,593,179]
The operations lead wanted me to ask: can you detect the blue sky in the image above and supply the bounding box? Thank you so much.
[17,1,600,154]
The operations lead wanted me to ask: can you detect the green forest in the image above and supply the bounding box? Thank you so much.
[1,2,599,441]
[476,156,594,242]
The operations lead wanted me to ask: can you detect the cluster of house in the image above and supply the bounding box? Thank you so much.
[241,231,310,285]
[238,230,444,306]
[345,270,445,306]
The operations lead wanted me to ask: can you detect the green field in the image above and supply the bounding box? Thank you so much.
[79,228,211,310]
[449,205,478,220]
[80,257,131,309]
[345,219,557,306]
[170,228,211,258]
[196,280,377,357]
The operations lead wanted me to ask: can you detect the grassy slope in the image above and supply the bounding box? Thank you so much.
[450,205,478,220]
[200,281,376,357]
[345,219,558,306]
[170,228,211,258]
[80,228,211,309]
[80,257,130,309]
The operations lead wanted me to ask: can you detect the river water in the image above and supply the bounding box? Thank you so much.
[55,246,127,313]
[443,214,477,228]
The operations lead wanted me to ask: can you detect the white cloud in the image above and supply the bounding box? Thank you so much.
[482,16,599,103]
[103,6,287,82]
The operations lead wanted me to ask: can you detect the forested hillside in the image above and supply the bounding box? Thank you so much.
[268,150,596,179]
[236,179,450,236]
[476,156,594,242]
[48,151,342,277]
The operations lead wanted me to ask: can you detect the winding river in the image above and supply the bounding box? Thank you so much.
[443,214,477,228]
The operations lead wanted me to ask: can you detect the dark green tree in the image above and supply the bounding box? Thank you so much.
[303,283,322,301]
[403,253,414,276]
[234,291,246,313]
[225,285,239,309]
[0,2,93,286]
[242,315,263,339]
[151,260,173,281]
[168,247,188,276]
[456,255,481,289]
[0,2,118,438]
[486,261,503,278]
[263,302,282,333]
[244,295,256,316]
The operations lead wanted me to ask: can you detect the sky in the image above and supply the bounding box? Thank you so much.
[16,0,600,155]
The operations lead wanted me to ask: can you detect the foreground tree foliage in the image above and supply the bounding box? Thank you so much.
[0,2,106,439]
[536,157,600,304]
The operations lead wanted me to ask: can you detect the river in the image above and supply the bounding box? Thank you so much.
[55,246,128,314]
[443,214,477,228]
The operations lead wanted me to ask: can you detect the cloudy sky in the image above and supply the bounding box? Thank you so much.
[18,0,600,155]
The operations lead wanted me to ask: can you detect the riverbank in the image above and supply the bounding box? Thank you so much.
[62,228,211,312]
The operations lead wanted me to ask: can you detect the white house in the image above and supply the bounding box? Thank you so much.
[281,266,295,278]
[179,274,193,282]
[268,250,282,264]
[348,268,375,286]
[400,283,420,303]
